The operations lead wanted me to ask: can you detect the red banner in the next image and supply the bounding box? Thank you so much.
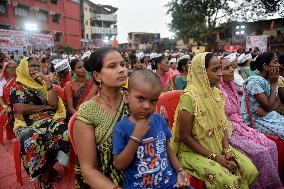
[225,45,239,52]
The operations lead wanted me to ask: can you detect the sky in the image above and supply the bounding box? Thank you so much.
[90,0,173,43]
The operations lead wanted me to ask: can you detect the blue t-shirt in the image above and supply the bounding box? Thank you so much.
[112,113,177,189]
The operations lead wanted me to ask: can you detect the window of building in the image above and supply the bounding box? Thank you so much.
[38,0,48,2]
[15,6,29,17]
[85,7,87,11]
[86,34,89,39]
[0,3,7,15]
[36,10,48,22]
[41,30,50,34]
[89,8,93,13]
[50,0,58,5]
[54,32,62,42]
[0,24,9,30]
[85,19,88,26]
[52,14,60,23]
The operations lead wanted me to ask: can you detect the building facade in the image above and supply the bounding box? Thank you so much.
[216,18,284,53]
[127,32,160,50]
[0,0,81,49]
[81,0,117,47]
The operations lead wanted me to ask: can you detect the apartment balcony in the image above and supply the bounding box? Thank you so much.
[91,27,117,35]
[92,14,117,22]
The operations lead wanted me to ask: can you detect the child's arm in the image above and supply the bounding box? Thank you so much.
[167,142,191,188]
[114,118,150,171]
[114,139,140,170]
[166,142,183,171]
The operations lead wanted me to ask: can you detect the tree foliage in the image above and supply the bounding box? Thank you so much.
[167,0,284,44]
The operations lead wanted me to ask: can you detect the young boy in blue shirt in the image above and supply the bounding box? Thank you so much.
[112,70,192,189]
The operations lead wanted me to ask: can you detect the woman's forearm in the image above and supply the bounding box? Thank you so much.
[181,135,214,157]
[13,103,51,114]
[45,79,59,106]
[47,89,59,107]
[0,97,5,107]
[222,130,230,150]
[66,99,77,114]
[81,167,119,189]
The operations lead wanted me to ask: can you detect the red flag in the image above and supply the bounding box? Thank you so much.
[216,32,220,41]
[270,20,275,30]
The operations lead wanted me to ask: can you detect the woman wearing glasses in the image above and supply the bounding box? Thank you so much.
[10,57,70,189]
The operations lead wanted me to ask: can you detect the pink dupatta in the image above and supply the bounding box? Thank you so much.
[219,78,270,146]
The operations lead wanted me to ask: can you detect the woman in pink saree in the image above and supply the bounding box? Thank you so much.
[219,58,283,189]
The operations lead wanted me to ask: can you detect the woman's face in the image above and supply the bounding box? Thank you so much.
[158,57,169,72]
[206,56,222,87]
[184,60,190,73]
[6,62,17,77]
[221,59,235,82]
[74,61,86,77]
[97,51,127,88]
[133,61,141,70]
[28,58,42,78]
[144,56,150,64]
[263,54,280,72]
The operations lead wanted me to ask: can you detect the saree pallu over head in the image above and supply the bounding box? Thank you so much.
[170,53,231,154]
[14,58,66,127]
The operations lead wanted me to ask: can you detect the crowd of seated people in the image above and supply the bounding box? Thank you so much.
[0,47,284,189]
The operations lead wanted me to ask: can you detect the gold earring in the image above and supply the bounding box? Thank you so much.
[97,80,102,88]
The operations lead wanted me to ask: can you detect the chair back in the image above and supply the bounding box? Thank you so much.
[68,113,77,155]
[156,90,182,128]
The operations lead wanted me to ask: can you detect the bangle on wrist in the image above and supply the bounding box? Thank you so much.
[207,153,218,160]
[176,167,184,174]
[130,135,141,144]
[222,148,232,154]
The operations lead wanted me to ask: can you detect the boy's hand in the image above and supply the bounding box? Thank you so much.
[174,170,191,188]
[131,118,151,140]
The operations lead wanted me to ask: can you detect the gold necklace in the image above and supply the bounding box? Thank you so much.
[98,93,119,111]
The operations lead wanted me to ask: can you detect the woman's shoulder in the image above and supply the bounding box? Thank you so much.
[78,98,98,111]
[245,75,268,86]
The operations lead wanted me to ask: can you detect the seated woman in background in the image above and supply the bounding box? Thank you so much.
[10,57,69,188]
[175,56,190,90]
[64,58,97,115]
[0,61,17,140]
[241,52,284,139]
[153,54,173,92]
[171,52,258,188]
[219,57,282,189]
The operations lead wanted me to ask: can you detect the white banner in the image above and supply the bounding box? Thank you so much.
[246,35,268,52]
[0,29,54,53]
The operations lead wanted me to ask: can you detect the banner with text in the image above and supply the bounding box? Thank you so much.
[0,29,54,53]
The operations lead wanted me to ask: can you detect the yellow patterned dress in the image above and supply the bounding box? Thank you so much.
[74,98,129,189]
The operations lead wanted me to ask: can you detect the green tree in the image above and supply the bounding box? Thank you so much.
[167,0,233,45]
[230,0,284,21]
[167,0,284,46]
